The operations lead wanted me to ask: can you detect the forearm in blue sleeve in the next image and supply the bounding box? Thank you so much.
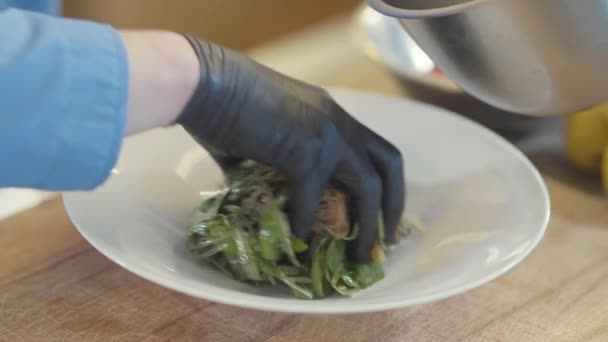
[8,0,62,15]
[0,9,128,190]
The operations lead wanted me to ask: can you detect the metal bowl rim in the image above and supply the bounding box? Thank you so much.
[367,0,492,18]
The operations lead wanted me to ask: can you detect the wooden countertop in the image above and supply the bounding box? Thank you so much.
[2,21,608,342]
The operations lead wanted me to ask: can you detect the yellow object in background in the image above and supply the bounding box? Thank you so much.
[603,146,608,193]
[565,103,608,174]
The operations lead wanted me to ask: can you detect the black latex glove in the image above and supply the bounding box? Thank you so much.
[177,36,405,262]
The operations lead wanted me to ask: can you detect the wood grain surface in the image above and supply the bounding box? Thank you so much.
[2,26,608,342]
[62,0,360,50]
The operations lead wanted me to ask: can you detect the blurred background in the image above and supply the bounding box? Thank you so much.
[62,0,360,51]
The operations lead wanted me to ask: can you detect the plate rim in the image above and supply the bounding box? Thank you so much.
[64,87,550,314]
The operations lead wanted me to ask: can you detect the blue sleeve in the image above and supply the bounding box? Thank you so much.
[8,0,61,15]
[0,8,129,190]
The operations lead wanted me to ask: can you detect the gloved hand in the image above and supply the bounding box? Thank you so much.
[177,35,405,262]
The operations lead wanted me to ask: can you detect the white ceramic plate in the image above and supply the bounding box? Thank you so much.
[64,88,550,314]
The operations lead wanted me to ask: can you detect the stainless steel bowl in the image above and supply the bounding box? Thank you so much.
[353,5,550,138]
[368,0,608,116]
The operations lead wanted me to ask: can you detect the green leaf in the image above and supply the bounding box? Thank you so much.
[276,272,314,300]
[325,239,356,296]
[277,265,303,277]
[257,260,277,286]
[223,205,242,214]
[258,224,283,262]
[260,202,301,268]
[311,238,330,299]
[341,273,358,288]
[210,257,236,279]
[326,239,346,275]
[223,239,237,255]
[231,225,262,281]
[188,222,209,237]
[207,215,231,239]
[199,242,230,258]
[377,213,387,252]
[352,263,384,289]
[290,236,309,253]
[225,253,249,282]
[196,190,228,218]
[290,276,312,284]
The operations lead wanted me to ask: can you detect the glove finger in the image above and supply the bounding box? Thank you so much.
[287,175,325,241]
[367,132,406,244]
[334,150,382,263]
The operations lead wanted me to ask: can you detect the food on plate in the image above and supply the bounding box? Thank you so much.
[187,161,418,299]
